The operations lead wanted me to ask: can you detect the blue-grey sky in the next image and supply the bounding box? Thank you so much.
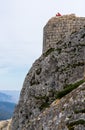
[0,0,84,90]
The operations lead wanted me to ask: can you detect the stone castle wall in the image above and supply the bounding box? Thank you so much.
[43,14,85,53]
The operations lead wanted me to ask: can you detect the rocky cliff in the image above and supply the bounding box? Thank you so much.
[11,14,85,130]
[0,119,11,130]
[18,82,85,130]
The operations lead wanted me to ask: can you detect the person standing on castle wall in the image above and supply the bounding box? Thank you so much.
[56,12,62,16]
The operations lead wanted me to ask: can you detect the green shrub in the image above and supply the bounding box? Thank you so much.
[35,80,84,111]
[55,79,85,99]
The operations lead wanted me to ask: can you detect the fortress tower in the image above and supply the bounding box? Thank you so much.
[43,14,85,80]
[43,14,85,53]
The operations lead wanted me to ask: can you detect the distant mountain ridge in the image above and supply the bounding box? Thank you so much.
[0,90,20,121]
[0,92,12,102]
[0,90,20,103]
[0,101,16,121]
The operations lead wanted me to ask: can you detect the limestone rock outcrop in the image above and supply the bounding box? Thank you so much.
[0,119,11,130]
[12,14,85,130]
[20,82,85,130]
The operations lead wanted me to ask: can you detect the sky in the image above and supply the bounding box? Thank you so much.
[0,0,85,90]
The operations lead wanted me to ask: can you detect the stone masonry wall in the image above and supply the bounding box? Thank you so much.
[43,14,85,53]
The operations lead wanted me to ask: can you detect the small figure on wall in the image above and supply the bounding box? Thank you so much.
[56,12,62,16]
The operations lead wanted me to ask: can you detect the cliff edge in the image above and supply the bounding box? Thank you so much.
[0,119,11,130]
[11,14,85,130]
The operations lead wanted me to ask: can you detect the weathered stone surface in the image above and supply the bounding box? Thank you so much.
[11,14,85,130]
[43,14,85,53]
[22,82,85,130]
[0,119,11,130]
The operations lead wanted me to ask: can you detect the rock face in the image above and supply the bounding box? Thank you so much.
[12,14,85,130]
[0,119,11,130]
[21,82,85,130]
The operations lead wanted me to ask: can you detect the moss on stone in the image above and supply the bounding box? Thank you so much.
[43,48,55,57]
[74,109,85,114]
[56,48,62,54]
[55,79,85,99]
[68,126,74,130]
[39,102,50,111]
[35,80,85,111]
[35,95,49,100]
[35,95,50,111]
[67,119,85,129]
[71,62,84,68]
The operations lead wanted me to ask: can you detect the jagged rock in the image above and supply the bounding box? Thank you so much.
[21,82,85,130]
[0,119,11,130]
[11,14,85,130]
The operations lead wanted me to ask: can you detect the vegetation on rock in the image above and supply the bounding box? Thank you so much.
[55,79,85,99]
